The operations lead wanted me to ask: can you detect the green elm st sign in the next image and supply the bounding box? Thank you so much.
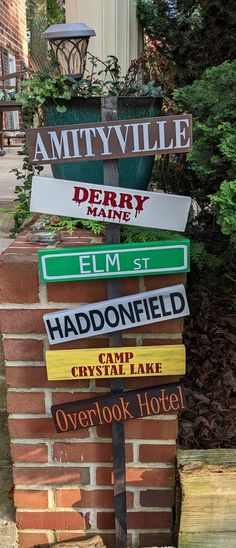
[38,240,190,283]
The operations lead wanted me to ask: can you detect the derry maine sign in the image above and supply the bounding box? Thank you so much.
[51,382,186,433]
[30,177,191,232]
[43,284,189,345]
[38,239,190,283]
[46,344,186,381]
[26,114,192,165]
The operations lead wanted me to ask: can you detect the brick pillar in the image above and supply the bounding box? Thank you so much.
[0,229,185,548]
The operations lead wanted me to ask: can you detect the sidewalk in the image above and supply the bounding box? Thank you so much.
[0,145,52,253]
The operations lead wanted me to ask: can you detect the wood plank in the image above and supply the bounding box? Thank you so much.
[179,532,236,548]
[178,449,236,534]
[46,344,186,381]
[26,114,192,164]
[30,176,191,232]
[178,448,236,467]
[179,471,236,532]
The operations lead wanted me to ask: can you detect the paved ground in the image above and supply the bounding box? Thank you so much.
[0,145,52,251]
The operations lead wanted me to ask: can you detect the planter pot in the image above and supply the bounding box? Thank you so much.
[45,96,162,190]
[177,449,236,548]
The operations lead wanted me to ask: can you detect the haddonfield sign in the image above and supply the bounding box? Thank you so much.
[51,383,186,433]
[30,177,191,232]
[43,284,189,345]
[46,344,186,381]
[38,239,190,283]
[26,114,192,165]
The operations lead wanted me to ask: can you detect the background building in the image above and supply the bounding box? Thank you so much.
[66,0,143,75]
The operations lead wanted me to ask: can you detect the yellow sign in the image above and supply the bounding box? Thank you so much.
[46,345,186,381]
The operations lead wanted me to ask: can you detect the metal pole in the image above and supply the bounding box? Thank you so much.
[102,96,127,548]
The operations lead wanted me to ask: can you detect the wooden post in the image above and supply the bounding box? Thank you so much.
[102,96,127,548]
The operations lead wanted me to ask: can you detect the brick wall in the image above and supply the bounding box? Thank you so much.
[0,229,185,548]
[0,0,28,71]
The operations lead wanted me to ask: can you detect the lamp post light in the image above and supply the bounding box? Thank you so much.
[42,23,96,80]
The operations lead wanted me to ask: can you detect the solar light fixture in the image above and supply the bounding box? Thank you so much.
[42,23,96,79]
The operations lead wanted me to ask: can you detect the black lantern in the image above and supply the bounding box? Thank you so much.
[42,23,96,79]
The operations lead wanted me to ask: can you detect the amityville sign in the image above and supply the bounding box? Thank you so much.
[26,114,192,165]
[30,177,191,232]
[43,284,189,345]
[46,344,186,381]
[51,382,186,433]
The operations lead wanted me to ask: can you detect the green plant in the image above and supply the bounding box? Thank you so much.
[137,0,236,86]
[210,180,236,237]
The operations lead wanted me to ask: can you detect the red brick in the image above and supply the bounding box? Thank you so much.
[96,373,180,389]
[6,366,89,389]
[97,510,172,529]
[127,317,183,333]
[125,417,178,439]
[0,255,39,303]
[11,443,48,463]
[140,488,174,507]
[52,392,99,405]
[139,443,176,463]
[13,466,90,486]
[9,418,90,439]
[55,488,133,509]
[0,309,46,333]
[51,337,110,351]
[7,392,45,413]
[3,339,43,361]
[17,532,50,548]
[96,466,175,487]
[143,273,187,291]
[139,532,173,547]
[97,417,178,440]
[16,511,86,530]
[53,442,133,463]
[123,375,181,390]
[14,489,48,509]
[47,276,139,304]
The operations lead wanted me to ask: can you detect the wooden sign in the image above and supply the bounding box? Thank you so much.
[43,283,189,345]
[30,177,191,232]
[38,239,190,283]
[46,344,186,381]
[51,382,186,433]
[26,114,192,165]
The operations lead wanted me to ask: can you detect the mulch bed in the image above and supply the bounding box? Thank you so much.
[178,287,236,449]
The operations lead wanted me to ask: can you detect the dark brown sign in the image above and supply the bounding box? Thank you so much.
[51,382,186,433]
[26,114,192,165]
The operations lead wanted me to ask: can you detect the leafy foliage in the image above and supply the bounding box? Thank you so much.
[210,180,236,238]
[137,0,236,85]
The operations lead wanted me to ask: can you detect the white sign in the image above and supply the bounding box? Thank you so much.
[30,176,191,232]
[43,284,189,345]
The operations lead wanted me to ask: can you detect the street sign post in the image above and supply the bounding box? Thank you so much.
[51,382,186,433]
[30,176,191,232]
[26,114,192,165]
[46,344,186,381]
[38,239,190,283]
[43,283,189,345]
